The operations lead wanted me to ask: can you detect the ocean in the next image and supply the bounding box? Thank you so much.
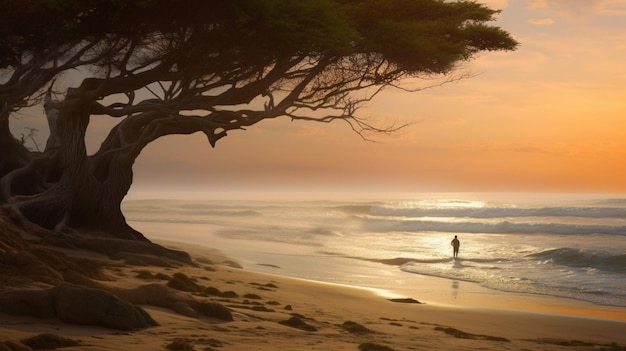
[122,193,626,308]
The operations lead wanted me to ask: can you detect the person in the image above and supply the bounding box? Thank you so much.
[451,235,460,258]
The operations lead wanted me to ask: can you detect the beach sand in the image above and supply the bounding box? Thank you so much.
[2,240,626,351]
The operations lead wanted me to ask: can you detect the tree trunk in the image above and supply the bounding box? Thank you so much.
[5,94,148,241]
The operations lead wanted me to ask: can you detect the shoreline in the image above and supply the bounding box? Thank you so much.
[245,258,626,323]
[131,219,626,322]
[2,238,626,350]
[160,237,626,323]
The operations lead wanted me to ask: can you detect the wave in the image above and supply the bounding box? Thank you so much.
[343,255,507,267]
[371,205,626,219]
[529,248,626,273]
[362,218,626,236]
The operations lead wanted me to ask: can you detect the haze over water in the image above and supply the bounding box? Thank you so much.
[124,192,626,307]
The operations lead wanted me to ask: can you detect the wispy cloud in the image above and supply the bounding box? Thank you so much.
[527,18,555,25]
[593,0,626,16]
[525,0,626,21]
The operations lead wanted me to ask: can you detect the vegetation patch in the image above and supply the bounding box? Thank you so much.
[22,333,80,350]
[434,326,510,342]
[358,342,395,351]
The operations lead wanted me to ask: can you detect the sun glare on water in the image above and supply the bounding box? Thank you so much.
[412,199,486,209]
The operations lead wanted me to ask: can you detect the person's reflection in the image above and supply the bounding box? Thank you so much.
[452,280,459,299]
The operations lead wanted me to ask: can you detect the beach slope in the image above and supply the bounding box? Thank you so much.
[2,235,626,351]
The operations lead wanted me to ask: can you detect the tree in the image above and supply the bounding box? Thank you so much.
[0,0,518,242]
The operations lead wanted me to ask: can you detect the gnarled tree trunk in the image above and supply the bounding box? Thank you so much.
[4,91,147,241]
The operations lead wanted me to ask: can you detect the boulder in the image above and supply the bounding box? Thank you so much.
[201,302,233,321]
[0,289,55,319]
[0,284,158,331]
[111,283,233,321]
[50,283,158,330]
[0,340,33,351]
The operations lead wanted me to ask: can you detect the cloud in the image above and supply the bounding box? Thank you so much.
[526,0,548,10]
[593,0,626,15]
[527,18,556,25]
[525,0,626,22]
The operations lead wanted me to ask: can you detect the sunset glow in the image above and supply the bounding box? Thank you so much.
[13,0,626,196]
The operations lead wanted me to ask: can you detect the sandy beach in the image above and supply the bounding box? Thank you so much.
[2,237,626,351]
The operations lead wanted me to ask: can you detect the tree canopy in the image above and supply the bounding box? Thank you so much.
[0,0,518,243]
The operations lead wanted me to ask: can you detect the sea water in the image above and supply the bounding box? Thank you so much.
[122,193,626,307]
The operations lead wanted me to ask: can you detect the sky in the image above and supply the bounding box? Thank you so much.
[12,0,626,198]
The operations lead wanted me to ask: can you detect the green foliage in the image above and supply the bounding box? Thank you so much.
[21,333,79,350]
[241,0,357,55]
[339,0,518,73]
[165,338,194,351]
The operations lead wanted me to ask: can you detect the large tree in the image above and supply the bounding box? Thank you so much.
[0,0,518,242]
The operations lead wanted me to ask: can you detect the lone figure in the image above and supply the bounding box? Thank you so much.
[451,235,460,258]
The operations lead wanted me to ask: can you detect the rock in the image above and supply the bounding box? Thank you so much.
[0,340,33,351]
[201,302,233,321]
[0,283,158,330]
[50,283,158,330]
[388,297,422,304]
[41,236,192,264]
[112,283,199,317]
[1,250,64,285]
[0,289,55,319]
[171,301,199,318]
[278,316,317,332]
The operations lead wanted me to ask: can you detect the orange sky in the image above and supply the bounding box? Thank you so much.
[12,0,626,197]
